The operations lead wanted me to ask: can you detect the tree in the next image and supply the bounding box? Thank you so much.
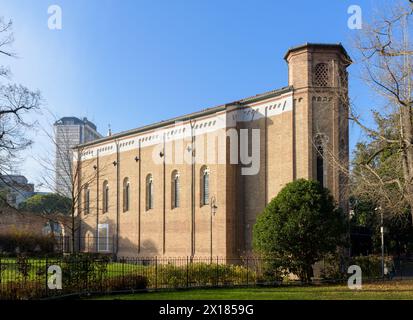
[19,193,71,216]
[253,179,347,282]
[350,196,413,256]
[0,17,41,207]
[19,193,71,234]
[345,1,413,222]
[351,113,406,215]
[37,124,107,252]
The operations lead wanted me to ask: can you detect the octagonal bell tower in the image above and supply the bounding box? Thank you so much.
[284,43,352,211]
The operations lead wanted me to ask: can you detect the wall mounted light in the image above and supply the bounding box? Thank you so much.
[113,161,117,166]
[134,156,140,162]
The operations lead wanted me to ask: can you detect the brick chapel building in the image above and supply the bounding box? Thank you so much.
[76,43,351,259]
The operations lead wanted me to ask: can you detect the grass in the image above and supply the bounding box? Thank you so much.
[92,281,413,300]
[1,258,127,282]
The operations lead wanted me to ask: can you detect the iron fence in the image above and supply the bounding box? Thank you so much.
[0,254,410,300]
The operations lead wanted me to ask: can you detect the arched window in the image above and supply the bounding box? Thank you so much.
[123,178,130,212]
[103,180,109,213]
[315,136,326,187]
[146,174,153,210]
[201,166,210,206]
[314,63,329,87]
[171,170,180,209]
[84,185,90,214]
[316,145,324,186]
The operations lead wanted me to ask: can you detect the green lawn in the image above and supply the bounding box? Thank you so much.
[92,281,413,300]
[0,258,148,283]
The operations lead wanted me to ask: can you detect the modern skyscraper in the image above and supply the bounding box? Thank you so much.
[54,117,102,197]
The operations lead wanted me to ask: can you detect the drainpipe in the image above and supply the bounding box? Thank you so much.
[138,139,141,253]
[162,133,166,255]
[95,150,100,251]
[265,106,268,205]
[116,142,120,257]
[190,120,196,259]
[75,148,81,253]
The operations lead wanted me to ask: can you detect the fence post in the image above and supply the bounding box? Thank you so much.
[122,258,125,287]
[186,256,189,288]
[216,256,219,287]
[246,256,249,286]
[45,257,48,297]
[155,256,158,290]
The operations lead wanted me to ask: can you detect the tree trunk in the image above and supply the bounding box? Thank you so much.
[400,105,413,223]
[71,206,76,253]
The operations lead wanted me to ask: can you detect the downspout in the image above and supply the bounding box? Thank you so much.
[292,96,297,180]
[190,120,195,258]
[96,150,100,251]
[138,139,141,253]
[76,148,81,253]
[162,133,166,255]
[116,142,120,257]
[264,106,268,205]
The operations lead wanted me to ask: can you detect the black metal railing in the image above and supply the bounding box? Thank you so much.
[0,254,404,300]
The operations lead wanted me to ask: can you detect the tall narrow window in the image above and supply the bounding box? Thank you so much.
[97,224,109,252]
[172,170,180,209]
[103,180,109,213]
[84,185,90,214]
[316,145,324,187]
[123,178,130,212]
[146,174,153,210]
[314,63,329,87]
[201,166,210,206]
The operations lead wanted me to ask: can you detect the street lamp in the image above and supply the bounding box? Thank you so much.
[210,196,218,262]
[375,206,384,279]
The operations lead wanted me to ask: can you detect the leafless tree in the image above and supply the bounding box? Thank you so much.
[343,1,413,219]
[37,122,108,252]
[0,17,41,205]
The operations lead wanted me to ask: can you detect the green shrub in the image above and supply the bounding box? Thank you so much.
[0,232,57,256]
[148,262,255,288]
[0,280,46,300]
[255,259,285,283]
[105,274,148,292]
[16,255,31,281]
[352,255,392,279]
[253,179,347,283]
[319,254,393,280]
[319,253,349,280]
[61,253,110,291]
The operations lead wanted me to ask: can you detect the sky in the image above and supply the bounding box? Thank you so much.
[0,0,391,190]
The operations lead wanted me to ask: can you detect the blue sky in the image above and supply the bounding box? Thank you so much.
[1,0,388,188]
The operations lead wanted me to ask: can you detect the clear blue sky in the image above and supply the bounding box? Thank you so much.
[1,0,387,188]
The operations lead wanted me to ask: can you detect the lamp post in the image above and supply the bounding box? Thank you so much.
[210,196,218,263]
[375,206,384,279]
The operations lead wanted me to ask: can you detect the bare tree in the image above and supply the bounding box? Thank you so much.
[344,1,413,219]
[37,122,107,252]
[0,17,41,205]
